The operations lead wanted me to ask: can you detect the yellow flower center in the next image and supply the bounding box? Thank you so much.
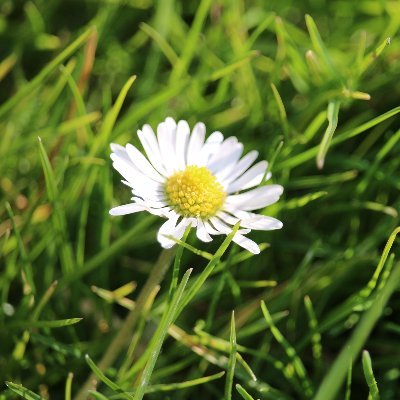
[165,166,226,219]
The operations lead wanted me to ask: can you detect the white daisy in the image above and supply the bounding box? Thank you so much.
[110,117,283,254]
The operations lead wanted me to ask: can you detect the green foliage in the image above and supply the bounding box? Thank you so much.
[1,0,400,399]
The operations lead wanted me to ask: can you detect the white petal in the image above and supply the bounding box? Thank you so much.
[225,185,284,211]
[220,150,259,186]
[187,122,206,165]
[231,211,283,230]
[209,216,250,235]
[157,213,179,248]
[165,117,177,131]
[138,127,168,176]
[214,143,244,181]
[131,197,166,209]
[114,165,163,191]
[216,211,239,225]
[175,120,190,170]
[109,203,145,216]
[157,122,178,174]
[196,131,224,166]
[207,137,243,174]
[226,161,268,193]
[133,197,171,216]
[204,221,221,235]
[232,234,260,254]
[157,215,194,248]
[209,217,233,234]
[110,143,132,164]
[126,144,165,183]
[196,219,213,242]
[111,158,161,190]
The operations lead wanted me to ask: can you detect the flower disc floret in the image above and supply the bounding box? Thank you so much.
[165,166,226,219]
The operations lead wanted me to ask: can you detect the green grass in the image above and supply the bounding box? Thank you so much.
[1,0,400,399]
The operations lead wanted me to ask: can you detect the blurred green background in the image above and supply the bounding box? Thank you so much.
[1,0,400,399]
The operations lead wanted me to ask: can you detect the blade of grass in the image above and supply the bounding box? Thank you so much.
[362,350,380,400]
[236,384,256,400]
[90,75,136,157]
[145,371,225,393]
[85,354,133,400]
[305,14,339,79]
[65,373,73,400]
[140,22,178,65]
[168,227,191,303]
[304,296,322,372]
[8,318,82,329]
[316,100,340,169]
[5,382,44,400]
[38,137,75,274]
[225,311,237,400]
[344,361,352,400]
[5,203,35,295]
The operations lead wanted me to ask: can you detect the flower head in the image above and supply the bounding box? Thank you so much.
[110,117,283,254]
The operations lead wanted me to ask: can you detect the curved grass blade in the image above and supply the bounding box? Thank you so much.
[5,382,44,400]
[9,318,82,329]
[362,350,380,400]
[236,384,256,400]
[316,100,340,169]
[85,354,133,400]
[90,75,136,156]
[5,202,35,295]
[305,14,339,79]
[145,371,225,394]
[65,372,73,400]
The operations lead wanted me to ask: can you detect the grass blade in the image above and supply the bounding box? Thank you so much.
[362,350,380,400]
[236,384,256,400]
[6,382,44,400]
[305,14,339,79]
[316,100,340,169]
[65,372,73,400]
[38,137,75,274]
[5,203,35,295]
[8,318,82,329]
[85,354,133,399]
[225,311,237,400]
[145,371,225,393]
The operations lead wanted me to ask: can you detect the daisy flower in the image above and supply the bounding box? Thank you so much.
[110,117,283,254]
